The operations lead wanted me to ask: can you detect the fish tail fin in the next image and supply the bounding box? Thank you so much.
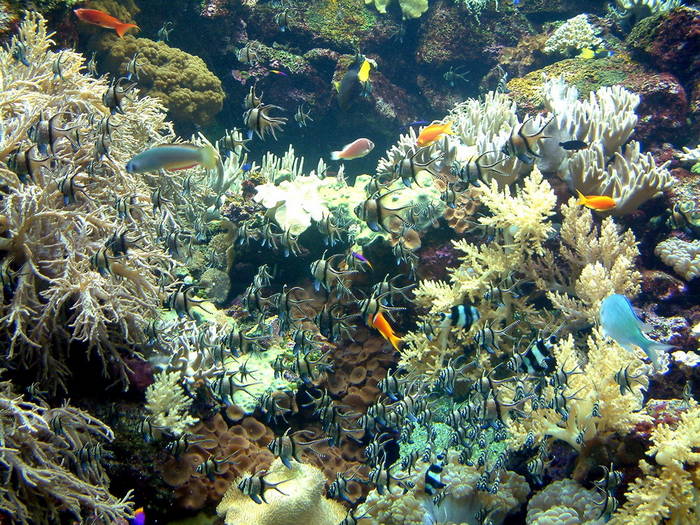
[199,144,220,170]
[575,189,586,205]
[643,340,675,370]
[115,23,139,38]
[388,332,402,351]
[330,150,342,161]
[445,121,454,135]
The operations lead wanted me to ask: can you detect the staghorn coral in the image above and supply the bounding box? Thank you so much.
[360,451,529,525]
[0,376,133,524]
[608,404,700,525]
[527,479,605,525]
[145,370,198,437]
[543,15,603,56]
[91,36,225,127]
[216,457,347,525]
[534,198,641,323]
[655,237,700,281]
[0,13,183,390]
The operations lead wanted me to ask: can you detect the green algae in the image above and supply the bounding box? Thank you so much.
[301,0,379,50]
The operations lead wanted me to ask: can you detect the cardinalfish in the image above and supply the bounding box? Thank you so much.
[576,190,616,212]
[417,121,453,147]
[369,312,401,351]
[501,116,553,164]
[238,470,290,504]
[331,138,375,161]
[126,143,219,173]
[73,8,139,38]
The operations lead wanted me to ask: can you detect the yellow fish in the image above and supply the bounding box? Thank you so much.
[358,59,371,83]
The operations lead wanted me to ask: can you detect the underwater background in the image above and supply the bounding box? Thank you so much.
[0,0,700,524]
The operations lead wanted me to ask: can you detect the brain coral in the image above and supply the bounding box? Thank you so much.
[93,35,225,127]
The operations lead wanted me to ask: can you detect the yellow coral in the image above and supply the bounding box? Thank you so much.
[609,405,700,525]
[92,36,224,127]
[534,198,640,323]
[216,458,346,525]
[509,330,651,451]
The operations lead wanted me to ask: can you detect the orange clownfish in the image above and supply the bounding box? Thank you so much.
[576,190,616,212]
[416,121,453,147]
[74,9,139,38]
[369,312,401,351]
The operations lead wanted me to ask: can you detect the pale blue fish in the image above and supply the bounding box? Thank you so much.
[599,294,674,370]
[126,143,219,173]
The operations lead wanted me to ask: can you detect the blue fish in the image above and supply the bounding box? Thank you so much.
[242,162,252,173]
[599,294,674,370]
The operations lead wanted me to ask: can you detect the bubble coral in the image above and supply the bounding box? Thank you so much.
[526,479,605,525]
[92,36,225,127]
[654,237,700,281]
[216,458,347,525]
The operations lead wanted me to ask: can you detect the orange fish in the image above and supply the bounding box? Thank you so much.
[74,8,139,38]
[369,312,401,351]
[576,190,616,211]
[416,121,453,147]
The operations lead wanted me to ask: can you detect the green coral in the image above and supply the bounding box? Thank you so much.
[93,36,224,127]
[691,162,700,175]
[244,41,310,75]
[301,0,380,49]
[506,53,640,112]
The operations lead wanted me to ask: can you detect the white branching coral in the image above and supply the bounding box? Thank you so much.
[544,15,603,55]
[0,377,133,524]
[655,237,700,280]
[615,0,683,17]
[145,371,198,437]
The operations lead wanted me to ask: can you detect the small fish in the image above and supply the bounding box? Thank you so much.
[294,104,313,127]
[578,47,614,60]
[126,143,219,173]
[559,139,588,151]
[417,121,453,147]
[424,452,447,495]
[400,120,430,132]
[501,116,552,164]
[369,312,401,351]
[73,8,139,38]
[274,10,290,31]
[103,77,137,114]
[336,55,368,109]
[156,21,173,42]
[615,363,648,395]
[351,251,372,270]
[125,52,141,82]
[86,51,98,76]
[331,138,375,161]
[443,66,469,87]
[269,69,288,77]
[236,45,259,65]
[166,285,209,320]
[52,51,67,80]
[600,294,674,370]
[12,40,30,67]
[576,190,616,212]
[129,507,146,525]
[238,470,290,504]
[243,104,287,140]
[507,336,556,376]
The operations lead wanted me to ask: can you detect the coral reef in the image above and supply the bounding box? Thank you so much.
[526,479,604,525]
[0,13,179,390]
[145,371,198,437]
[217,458,347,525]
[90,35,225,128]
[609,404,700,524]
[543,14,603,56]
[655,237,700,280]
[365,0,429,19]
[0,375,132,524]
